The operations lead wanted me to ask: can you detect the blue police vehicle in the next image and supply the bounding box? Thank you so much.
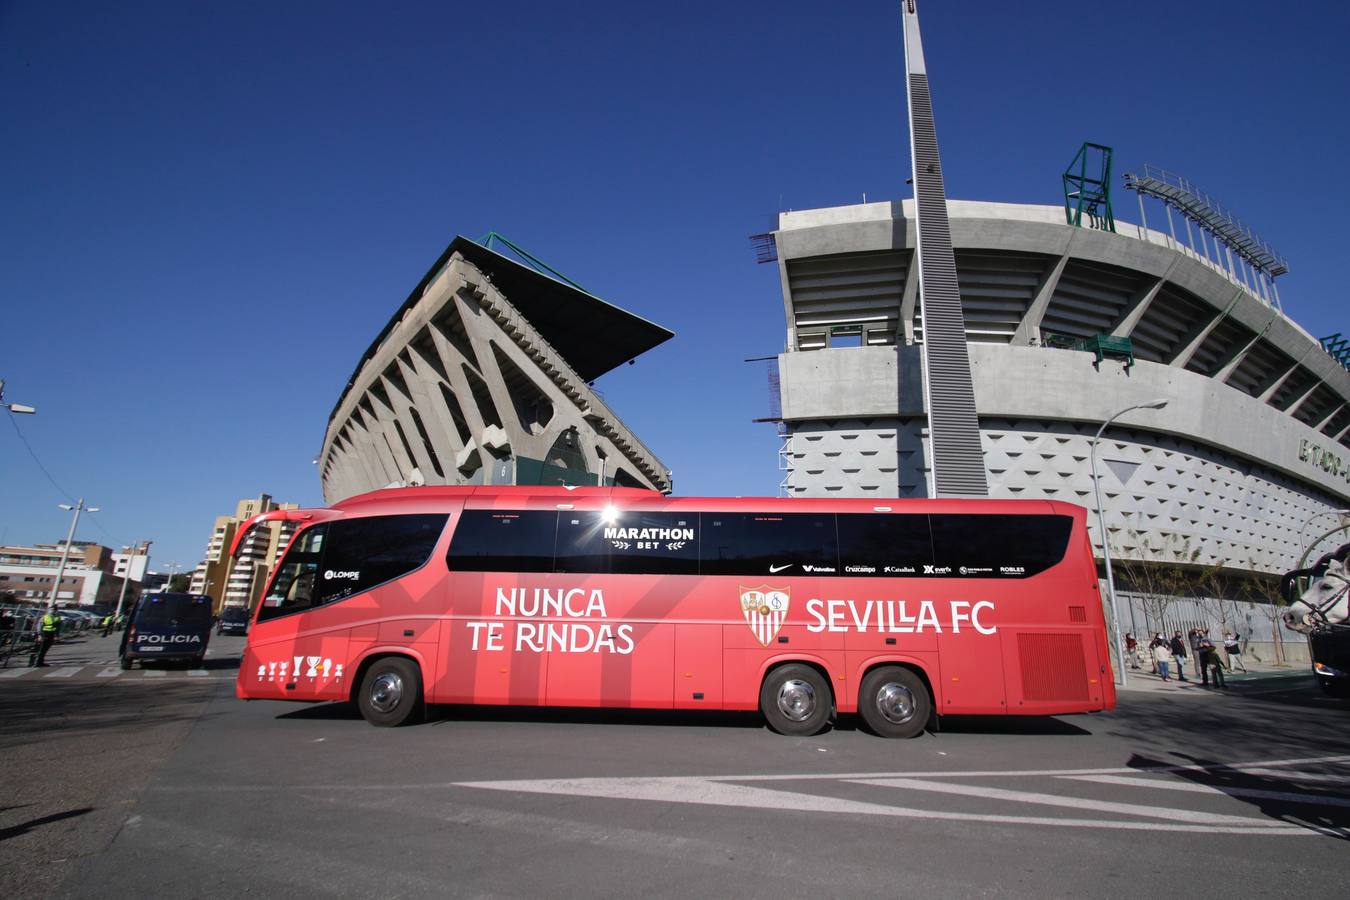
[119,593,213,669]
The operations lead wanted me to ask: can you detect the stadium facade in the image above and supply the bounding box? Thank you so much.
[318,237,674,504]
[765,198,1350,658]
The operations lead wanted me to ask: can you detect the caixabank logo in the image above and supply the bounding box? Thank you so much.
[740,585,790,646]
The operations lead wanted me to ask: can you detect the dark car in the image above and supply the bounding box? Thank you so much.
[119,593,212,669]
[216,606,250,636]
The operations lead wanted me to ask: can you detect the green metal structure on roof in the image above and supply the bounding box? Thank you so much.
[1063,142,1116,233]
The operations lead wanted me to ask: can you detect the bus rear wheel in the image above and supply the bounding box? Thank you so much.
[760,664,831,736]
[859,666,930,739]
[357,657,423,727]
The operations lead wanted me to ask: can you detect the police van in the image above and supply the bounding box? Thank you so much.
[119,593,213,669]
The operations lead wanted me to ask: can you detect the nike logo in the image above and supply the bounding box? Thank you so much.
[768,564,792,574]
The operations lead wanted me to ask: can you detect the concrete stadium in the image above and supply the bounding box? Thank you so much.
[765,197,1350,659]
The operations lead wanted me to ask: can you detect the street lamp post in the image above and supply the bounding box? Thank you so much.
[112,539,151,625]
[47,499,99,609]
[0,379,37,415]
[1091,399,1169,688]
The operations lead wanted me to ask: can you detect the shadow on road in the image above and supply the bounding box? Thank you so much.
[1127,751,1350,840]
[277,702,769,730]
[0,682,216,750]
[0,807,93,842]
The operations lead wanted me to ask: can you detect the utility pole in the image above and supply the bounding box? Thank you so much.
[47,499,98,609]
[113,539,151,624]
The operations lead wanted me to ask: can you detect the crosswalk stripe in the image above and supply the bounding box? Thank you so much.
[44,667,81,678]
[1061,774,1350,808]
[97,667,122,678]
[187,669,209,677]
[0,667,35,678]
[142,669,167,678]
[849,777,1272,826]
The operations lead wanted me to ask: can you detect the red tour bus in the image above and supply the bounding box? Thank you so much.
[232,485,1114,737]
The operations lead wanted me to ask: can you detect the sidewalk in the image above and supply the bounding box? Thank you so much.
[1117,656,1307,694]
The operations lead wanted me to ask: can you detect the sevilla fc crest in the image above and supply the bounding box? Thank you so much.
[740,585,790,646]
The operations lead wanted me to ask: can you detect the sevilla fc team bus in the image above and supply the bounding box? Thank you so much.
[231,486,1115,737]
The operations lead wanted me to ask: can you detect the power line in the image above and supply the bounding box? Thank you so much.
[5,408,76,504]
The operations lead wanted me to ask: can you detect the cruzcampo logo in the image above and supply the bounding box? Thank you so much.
[740,585,790,646]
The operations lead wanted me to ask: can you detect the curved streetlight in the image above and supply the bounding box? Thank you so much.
[47,499,98,609]
[1296,508,1350,568]
[1091,398,1169,687]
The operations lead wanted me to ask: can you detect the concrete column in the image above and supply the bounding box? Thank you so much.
[1010,250,1070,346]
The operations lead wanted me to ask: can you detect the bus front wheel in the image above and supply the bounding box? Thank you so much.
[859,666,930,739]
[760,664,831,736]
[357,657,424,727]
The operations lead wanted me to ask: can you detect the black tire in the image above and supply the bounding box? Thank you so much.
[119,655,132,670]
[858,666,931,739]
[357,657,423,727]
[760,663,832,736]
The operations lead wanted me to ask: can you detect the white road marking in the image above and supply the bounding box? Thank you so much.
[1062,774,1350,808]
[0,667,35,678]
[187,670,209,677]
[851,777,1268,825]
[689,753,1350,783]
[142,669,167,678]
[1229,767,1350,784]
[43,667,82,678]
[454,775,1311,836]
[96,667,123,678]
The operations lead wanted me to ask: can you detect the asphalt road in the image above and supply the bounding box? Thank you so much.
[2,632,1347,899]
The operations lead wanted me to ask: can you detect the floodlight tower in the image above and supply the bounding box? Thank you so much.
[900,0,987,497]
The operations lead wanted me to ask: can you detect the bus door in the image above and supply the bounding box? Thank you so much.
[245,522,349,701]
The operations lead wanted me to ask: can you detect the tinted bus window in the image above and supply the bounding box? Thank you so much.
[836,514,932,576]
[259,525,327,621]
[929,514,1073,578]
[313,514,447,605]
[447,510,557,573]
[555,511,699,575]
[700,513,838,577]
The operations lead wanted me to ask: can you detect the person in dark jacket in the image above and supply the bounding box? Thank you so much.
[1169,631,1189,682]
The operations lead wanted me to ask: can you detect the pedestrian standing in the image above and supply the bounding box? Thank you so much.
[1198,634,1215,686]
[1188,628,1204,677]
[1153,638,1173,681]
[1125,633,1139,669]
[1169,631,1189,682]
[1205,641,1228,688]
[35,607,60,667]
[1224,631,1248,673]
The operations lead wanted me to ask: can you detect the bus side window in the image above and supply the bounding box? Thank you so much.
[836,514,933,575]
[699,513,838,577]
[555,511,699,575]
[446,510,558,573]
[312,514,448,605]
[928,514,1073,578]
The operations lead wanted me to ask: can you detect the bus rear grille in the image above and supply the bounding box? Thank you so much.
[1017,633,1089,702]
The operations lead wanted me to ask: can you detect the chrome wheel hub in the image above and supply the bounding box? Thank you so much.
[369,672,404,713]
[875,682,916,724]
[776,679,817,722]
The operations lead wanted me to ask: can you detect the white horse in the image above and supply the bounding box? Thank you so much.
[1283,546,1350,634]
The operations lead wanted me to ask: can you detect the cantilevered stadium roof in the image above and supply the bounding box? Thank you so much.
[329,236,674,425]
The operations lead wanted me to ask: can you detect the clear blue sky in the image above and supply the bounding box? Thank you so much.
[3,0,1347,574]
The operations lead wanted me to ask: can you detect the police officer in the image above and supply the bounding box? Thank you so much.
[101,613,114,637]
[35,606,61,666]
